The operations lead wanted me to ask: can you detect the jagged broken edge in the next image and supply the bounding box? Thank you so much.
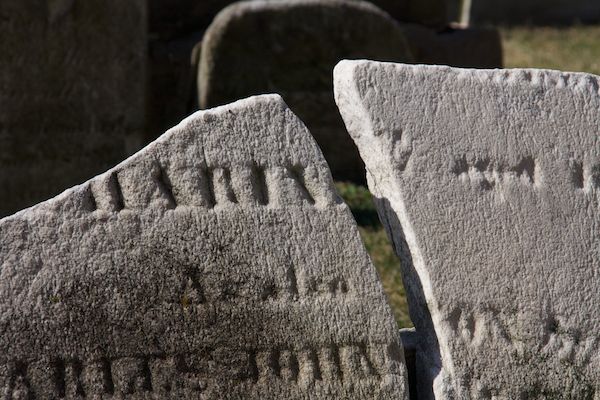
[0,94,329,222]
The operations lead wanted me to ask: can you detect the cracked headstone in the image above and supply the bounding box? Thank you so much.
[335,60,600,399]
[0,95,408,399]
[198,0,413,183]
[0,0,146,217]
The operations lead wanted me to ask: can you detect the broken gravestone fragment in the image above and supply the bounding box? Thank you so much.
[335,60,600,399]
[198,0,414,183]
[0,95,408,399]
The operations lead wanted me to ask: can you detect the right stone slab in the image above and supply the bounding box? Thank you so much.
[334,60,600,399]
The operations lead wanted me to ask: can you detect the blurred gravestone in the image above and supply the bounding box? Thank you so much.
[402,24,502,69]
[335,60,600,399]
[198,0,414,183]
[0,0,146,217]
[0,94,408,399]
[145,0,446,143]
[148,0,447,38]
[146,32,203,143]
[369,0,447,29]
[471,0,600,25]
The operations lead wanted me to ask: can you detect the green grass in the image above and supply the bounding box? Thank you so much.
[336,182,412,328]
[501,25,600,76]
[358,225,412,328]
[337,26,600,328]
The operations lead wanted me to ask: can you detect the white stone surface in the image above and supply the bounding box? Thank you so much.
[335,60,600,399]
[0,94,407,399]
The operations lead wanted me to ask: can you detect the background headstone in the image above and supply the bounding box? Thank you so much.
[148,0,447,39]
[146,32,203,143]
[401,24,502,69]
[470,0,600,25]
[145,0,501,144]
[0,94,408,399]
[335,60,600,398]
[360,0,448,30]
[198,0,414,183]
[0,0,147,217]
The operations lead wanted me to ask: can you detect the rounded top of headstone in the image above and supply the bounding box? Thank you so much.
[199,0,414,109]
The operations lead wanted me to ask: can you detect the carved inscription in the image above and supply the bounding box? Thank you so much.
[445,306,600,370]
[180,265,350,309]
[451,156,537,190]
[0,343,402,398]
[451,156,600,193]
[446,306,600,398]
[569,160,600,191]
[88,164,335,213]
[446,306,514,351]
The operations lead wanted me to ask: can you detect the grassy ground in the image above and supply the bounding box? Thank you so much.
[335,183,413,327]
[502,25,600,75]
[338,25,600,328]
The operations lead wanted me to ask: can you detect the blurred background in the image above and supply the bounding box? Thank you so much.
[1,0,599,327]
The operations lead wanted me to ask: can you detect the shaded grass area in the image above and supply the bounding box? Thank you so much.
[336,182,412,328]
[336,26,600,329]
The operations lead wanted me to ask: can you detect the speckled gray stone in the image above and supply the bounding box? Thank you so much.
[0,94,407,399]
[335,60,600,399]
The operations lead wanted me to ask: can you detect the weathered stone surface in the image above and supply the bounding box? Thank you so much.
[0,0,147,217]
[401,24,503,69]
[198,0,414,183]
[335,60,600,398]
[0,95,408,399]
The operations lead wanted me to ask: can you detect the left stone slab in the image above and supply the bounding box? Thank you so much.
[0,95,408,400]
[0,0,147,217]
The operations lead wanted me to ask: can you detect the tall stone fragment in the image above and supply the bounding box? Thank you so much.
[0,95,408,399]
[335,60,600,398]
[198,0,414,183]
[0,0,146,217]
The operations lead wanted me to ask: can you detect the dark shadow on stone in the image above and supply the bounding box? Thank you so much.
[400,328,418,400]
[349,208,382,228]
[373,195,442,400]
